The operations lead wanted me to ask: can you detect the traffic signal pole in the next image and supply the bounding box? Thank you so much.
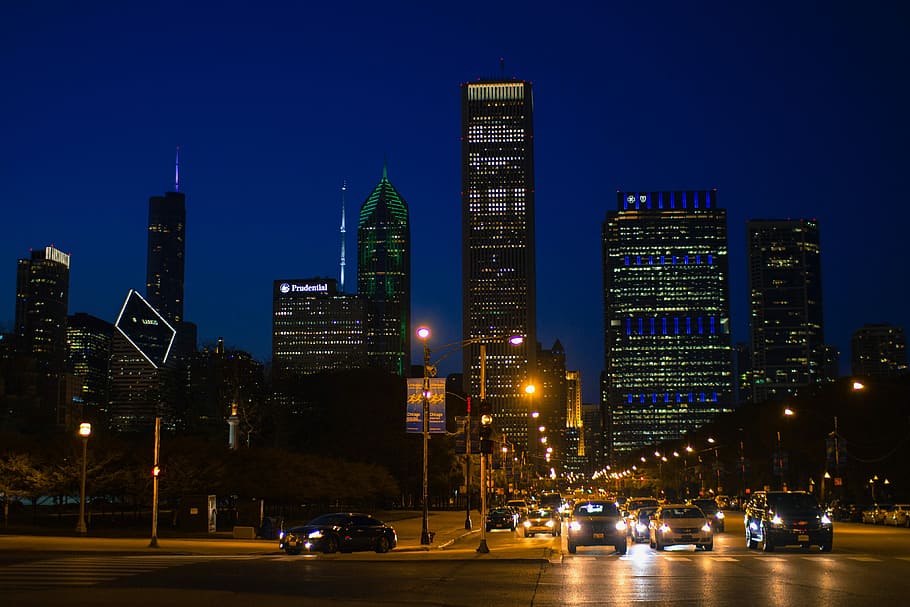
[477,344,489,553]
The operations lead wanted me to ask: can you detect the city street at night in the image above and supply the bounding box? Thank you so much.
[4,512,910,606]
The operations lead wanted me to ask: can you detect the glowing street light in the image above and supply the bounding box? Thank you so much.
[75,423,91,535]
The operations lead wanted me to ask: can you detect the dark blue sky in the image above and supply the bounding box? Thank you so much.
[3,1,908,403]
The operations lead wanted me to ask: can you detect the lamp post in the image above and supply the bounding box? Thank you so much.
[149,416,161,548]
[75,422,91,535]
[416,327,432,545]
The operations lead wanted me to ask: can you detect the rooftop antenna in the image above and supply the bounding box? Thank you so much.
[175,146,180,191]
[340,180,347,293]
[500,57,505,80]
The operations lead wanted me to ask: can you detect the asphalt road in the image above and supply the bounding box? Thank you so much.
[3,512,910,606]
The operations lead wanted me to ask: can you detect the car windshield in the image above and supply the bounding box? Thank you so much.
[767,493,820,510]
[307,513,351,526]
[575,502,619,516]
[662,508,703,518]
[530,509,555,517]
[693,500,718,512]
[491,508,512,515]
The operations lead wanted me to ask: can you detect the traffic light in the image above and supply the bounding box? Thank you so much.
[479,400,493,454]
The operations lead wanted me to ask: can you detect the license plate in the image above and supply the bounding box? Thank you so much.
[798,534,809,542]
[593,533,604,539]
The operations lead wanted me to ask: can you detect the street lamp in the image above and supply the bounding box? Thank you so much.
[416,326,433,545]
[414,328,524,554]
[75,422,91,535]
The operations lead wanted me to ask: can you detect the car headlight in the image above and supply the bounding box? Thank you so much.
[771,514,783,526]
[716,512,725,520]
[546,520,554,528]
[569,521,582,531]
[701,523,712,533]
[821,514,832,525]
[616,520,627,532]
[523,520,531,527]
[308,530,324,539]
[659,523,671,534]
[278,531,285,540]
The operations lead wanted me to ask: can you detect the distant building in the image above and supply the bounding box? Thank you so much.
[461,78,537,453]
[108,290,178,432]
[66,312,113,423]
[13,246,74,427]
[563,370,587,477]
[602,191,734,457]
[146,191,185,325]
[357,165,411,376]
[271,278,365,378]
[747,219,826,402]
[733,342,752,404]
[534,340,567,477]
[851,324,908,377]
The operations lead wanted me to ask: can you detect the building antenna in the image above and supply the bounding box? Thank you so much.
[500,57,505,79]
[175,146,180,191]
[340,179,347,293]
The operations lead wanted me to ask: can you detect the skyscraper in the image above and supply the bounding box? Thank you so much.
[851,323,908,378]
[602,191,733,457]
[146,191,186,326]
[15,246,71,374]
[66,312,113,421]
[357,165,411,376]
[747,219,824,402]
[461,78,537,453]
[272,278,365,378]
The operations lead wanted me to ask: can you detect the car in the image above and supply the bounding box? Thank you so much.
[873,504,895,525]
[744,491,832,552]
[622,497,660,529]
[278,512,397,555]
[861,505,879,524]
[887,504,910,526]
[506,499,530,516]
[566,500,628,555]
[486,507,518,531]
[629,506,659,543]
[690,498,725,532]
[649,504,713,551]
[521,508,561,537]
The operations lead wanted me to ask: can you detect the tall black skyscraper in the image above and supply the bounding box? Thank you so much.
[15,246,71,374]
[602,191,733,457]
[747,219,824,402]
[357,165,411,376]
[461,78,537,453]
[146,190,186,325]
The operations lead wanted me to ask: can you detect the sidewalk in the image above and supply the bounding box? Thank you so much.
[385,510,477,551]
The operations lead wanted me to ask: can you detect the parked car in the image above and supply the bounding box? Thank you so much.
[744,491,832,552]
[506,499,530,516]
[629,506,659,543]
[690,498,725,533]
[521,508,561,537]
[649,504,713,551]
[887,504,910,527]
[861,505,879,524]
[567,500,628,555]
[486,507,518,532]
[279,512,397,555]
[873,504,895,525]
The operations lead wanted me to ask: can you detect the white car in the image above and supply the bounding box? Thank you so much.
[650,504,713,551]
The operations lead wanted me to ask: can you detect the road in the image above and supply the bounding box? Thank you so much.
[3,512,910,606]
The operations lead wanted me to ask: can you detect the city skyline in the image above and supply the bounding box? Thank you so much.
[3,2,909,403]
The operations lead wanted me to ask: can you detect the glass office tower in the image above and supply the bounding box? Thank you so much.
[602,191,733,456]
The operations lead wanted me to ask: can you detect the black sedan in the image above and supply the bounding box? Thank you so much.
[279,513,397,554]
[486,507,518,531]
[566,500,628,554]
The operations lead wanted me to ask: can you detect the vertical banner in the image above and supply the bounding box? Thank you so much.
[406,377,447,433]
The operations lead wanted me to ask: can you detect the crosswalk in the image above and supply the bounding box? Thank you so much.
[562,551,910,564]
[0,555,255,591]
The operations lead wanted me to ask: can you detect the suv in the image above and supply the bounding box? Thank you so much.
[744,491,833,552]
[567,500,628,554]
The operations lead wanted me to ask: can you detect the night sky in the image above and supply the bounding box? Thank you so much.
[3,1,908,403]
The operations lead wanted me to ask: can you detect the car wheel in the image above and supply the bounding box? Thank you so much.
[703,541,713,551]
[486,526,492,532]
[524,529,531,538]
[656,537,665,551]
[820,539,833,552]
[746,526,757,550]
[552,530,559,537]
[616,542,627,555]
[568,541,577,554]
[760,526,774,552]
[323,534,339,554]
[374,536,391,554]
[649,537,655,549]
[285,544,302,556]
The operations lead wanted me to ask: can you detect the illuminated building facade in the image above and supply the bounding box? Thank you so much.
[66,312,113,420]
[602,190,733,456]
[851,323,908,378]
[747,219,824,402]
[15,246,71,374]
[357,166,411,376]
[146,191,185,325]
[272,278,365,377]
[461,79,537,453]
